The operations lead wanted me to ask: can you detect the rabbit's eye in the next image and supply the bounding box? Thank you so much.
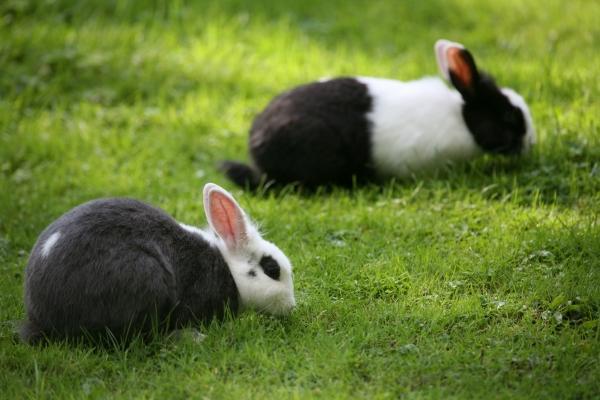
[259,255,280,281]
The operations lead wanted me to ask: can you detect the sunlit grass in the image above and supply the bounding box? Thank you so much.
[1,0,599,398]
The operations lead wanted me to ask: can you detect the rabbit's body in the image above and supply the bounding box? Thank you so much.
[221,39,535,189]
[359,76,480,177]
[21,184,295,344]
[245,77,375,187]
[22,198,236,342]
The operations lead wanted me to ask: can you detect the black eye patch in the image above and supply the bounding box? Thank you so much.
[259,255,281,280]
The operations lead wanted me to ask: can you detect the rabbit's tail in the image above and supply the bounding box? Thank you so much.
[19,319,45,344]
[219,161,263,191]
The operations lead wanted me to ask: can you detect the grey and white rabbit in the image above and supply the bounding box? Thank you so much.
[221,39,535,189]
[20,183,295,343]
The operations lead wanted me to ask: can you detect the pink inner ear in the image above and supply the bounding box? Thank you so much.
[447,47,473,88]
[208,190,247,249]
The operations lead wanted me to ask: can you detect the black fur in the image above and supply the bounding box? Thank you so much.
[222,78,374,189]
[447,48,527,154]
[21,198,239,344]
[221,56,528,189]
[218,161,262,191]
[461,72,526,154]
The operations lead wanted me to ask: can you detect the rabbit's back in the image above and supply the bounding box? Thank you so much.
[249,77,375,186]
[359,77,480,176]
[23,199,186,342]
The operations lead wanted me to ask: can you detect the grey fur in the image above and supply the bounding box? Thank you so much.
[21,198,239,344]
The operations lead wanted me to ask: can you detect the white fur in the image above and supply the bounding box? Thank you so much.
[218,232,296,316]
[434,39,535,153]
[350,39,536,178]
[359,76,482,177]
[201,183,295,315]
[177,186,296,316]
[41,232,61,258]
[179,222,216,245]
[501,88,536,151]
[435,39,464,81]
[179,220,295,315]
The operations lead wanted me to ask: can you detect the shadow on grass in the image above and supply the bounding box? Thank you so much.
[244,141,599,209]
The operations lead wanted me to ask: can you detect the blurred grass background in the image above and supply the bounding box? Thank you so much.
[1,0,599,398]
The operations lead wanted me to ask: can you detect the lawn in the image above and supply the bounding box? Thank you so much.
[1,0,599,398]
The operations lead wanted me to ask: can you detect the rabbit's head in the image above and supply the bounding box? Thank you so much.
[435,39,535,155]
[203,183,295,316]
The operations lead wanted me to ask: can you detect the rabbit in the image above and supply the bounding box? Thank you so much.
[221,39,535,189]
[20,183,295,344]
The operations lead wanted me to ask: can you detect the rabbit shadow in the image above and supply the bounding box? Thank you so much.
[235,153,537,199]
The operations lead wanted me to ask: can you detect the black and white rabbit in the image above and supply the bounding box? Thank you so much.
[20,183,295,343]
[221,39,535,189]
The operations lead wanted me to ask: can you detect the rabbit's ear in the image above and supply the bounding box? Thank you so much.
[435,39,479,99]
[203,183,249,252]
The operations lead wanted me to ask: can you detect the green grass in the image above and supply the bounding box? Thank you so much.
[1,0,599,398]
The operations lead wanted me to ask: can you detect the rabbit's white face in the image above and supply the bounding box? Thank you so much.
[223,231,295,315]
[203,183,295,316]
